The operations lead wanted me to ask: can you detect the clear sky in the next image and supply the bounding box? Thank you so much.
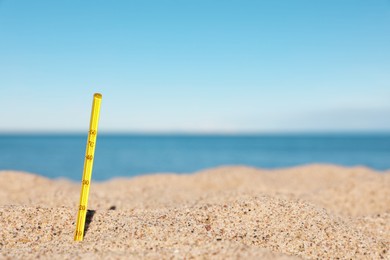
[0,0,389,133]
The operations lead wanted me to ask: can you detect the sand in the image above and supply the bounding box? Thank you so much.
[0,164,389,259]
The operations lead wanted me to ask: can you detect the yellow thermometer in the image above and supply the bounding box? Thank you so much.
[74,93,102,241]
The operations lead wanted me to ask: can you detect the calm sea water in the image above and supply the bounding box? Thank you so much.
[0,134,389,180]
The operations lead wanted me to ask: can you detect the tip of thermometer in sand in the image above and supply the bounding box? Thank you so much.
[74,93,102,241]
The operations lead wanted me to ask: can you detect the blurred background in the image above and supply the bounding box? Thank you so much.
[0,1,389,180]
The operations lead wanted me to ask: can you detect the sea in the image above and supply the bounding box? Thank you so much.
[0,134,389,181]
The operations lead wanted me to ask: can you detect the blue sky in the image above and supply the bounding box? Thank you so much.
[0,0,389,133]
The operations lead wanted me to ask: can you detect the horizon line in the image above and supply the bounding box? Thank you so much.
[0,130,390,136]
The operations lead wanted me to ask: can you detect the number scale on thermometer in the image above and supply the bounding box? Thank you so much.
[74,93,102,241]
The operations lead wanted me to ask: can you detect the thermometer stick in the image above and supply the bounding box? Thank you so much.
[74,93,102,241]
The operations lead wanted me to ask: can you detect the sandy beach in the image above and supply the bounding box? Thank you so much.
[1,164,389,259]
